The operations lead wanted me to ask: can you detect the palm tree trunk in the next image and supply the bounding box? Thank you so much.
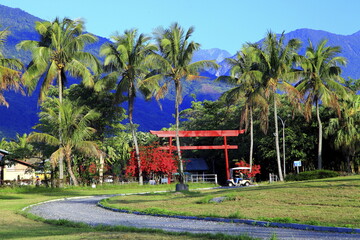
[58,70,63,103]
[346,154,351,173]
[316,101,323,170]
[129,90,143,185]
[65,149,78,186]
[57,69,64,187]
[51,164,55,188]
[249,106,253,172]
[0,165,4,186]
[99,153,104,185]
[274,96,284,181]
[174,80,184,184]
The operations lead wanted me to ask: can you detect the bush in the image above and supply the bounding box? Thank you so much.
[285,170,339,181]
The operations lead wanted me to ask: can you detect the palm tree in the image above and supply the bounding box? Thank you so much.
[296,39,347,169]
[16,17,100,103]
[8,133,34,160]
[217,46,268,171]
[143,23,218,185]
[28,98,101,186]
[100,29,156,185]
[326,94,359,172]
[251,31,301,181]
[17,18,100,185]
[0,28,23,107]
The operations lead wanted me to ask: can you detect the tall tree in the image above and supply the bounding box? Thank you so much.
[144,23,218,185]
[28,98,101,186]
[0,27,23,107]
[251,31,301,181]
[8,133,34,160]
[17,18,100,186]
[100,29,156,185]
[326,94,360,172]
[217,46,268,171]
[17,18,100,102]
[296,39,347,169]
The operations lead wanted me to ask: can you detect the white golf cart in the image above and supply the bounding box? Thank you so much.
[227,167,251,186]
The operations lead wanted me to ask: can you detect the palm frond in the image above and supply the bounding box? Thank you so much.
[28,132,60,146]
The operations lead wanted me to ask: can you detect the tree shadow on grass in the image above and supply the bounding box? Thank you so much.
[0,224,90,240]
[0,195,23,200]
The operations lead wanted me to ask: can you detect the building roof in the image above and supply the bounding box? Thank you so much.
[185,158,209,171]
[0,149,9,155]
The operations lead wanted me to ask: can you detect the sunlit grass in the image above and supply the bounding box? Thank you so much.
[102,176,360,228]
[0,183,258,240]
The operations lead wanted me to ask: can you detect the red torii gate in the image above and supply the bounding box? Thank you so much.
[150,130,245,180]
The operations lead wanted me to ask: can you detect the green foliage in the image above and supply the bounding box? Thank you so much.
[16,17,100,102]
[195,195,215,204]
[29,97,101,185]
[67,83,127,140]
[325,93,360,172]
[296,39,349,170]
[218,45,268,133]
[101,132,131,180]
[181,99,241,130]
[228,211,246,219]
[100,28,157,104]
[258,217,296,223]
[0,27,23,107]
[143,207,186,216]
[224,193,243,201]
[6,133,34,159]
[269,233,278,240]
[143,23,219,184]
[180,95,320,180]
[285,170,339,181]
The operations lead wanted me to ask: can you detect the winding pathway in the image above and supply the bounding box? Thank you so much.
[27,195,360,240]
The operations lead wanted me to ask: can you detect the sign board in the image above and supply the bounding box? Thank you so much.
[293,161,302,167]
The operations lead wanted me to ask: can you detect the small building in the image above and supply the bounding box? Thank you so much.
[0,149,36,185]
[184,158,217,184]
[185,158,209,174]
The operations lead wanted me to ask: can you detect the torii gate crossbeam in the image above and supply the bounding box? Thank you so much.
[150,130,245,179]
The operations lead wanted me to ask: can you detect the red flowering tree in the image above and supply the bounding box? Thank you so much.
[126,143,178,181]
[234,160,261,178]
[78,161,110,184]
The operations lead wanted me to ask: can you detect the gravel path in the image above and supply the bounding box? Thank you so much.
[28,195,360,240]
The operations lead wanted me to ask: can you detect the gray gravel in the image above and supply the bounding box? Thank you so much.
[28,195,360,240]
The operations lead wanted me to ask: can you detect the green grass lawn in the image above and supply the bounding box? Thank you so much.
[102,176,360,229]
[0,183,257,240]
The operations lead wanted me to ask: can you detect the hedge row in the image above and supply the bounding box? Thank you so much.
[285,170,339,181]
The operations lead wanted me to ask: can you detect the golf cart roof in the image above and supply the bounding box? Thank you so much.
[230,167,251,170]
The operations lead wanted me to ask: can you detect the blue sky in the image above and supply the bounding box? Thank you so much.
[2,0,360,54]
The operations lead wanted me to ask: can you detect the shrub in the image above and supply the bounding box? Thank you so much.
[285,170,339,181]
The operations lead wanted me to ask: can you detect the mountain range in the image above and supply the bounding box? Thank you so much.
[0,4,359,138]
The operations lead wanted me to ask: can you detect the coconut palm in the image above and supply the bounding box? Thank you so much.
[143,23,218,185]
[217,46,268,171]
[28,98,101,186]
[17,18,100,186]
[100,29,156,185]
[8,133,34,160]
[16,17,100,103]
[251,31,301,181]
[326,94,360,172]
[0,28,23,107]
[296,39,347,169]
